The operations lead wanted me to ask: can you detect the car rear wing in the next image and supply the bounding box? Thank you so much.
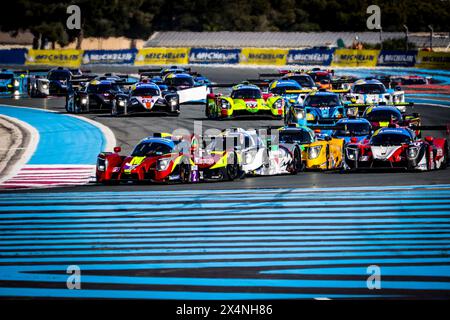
[285,89,316,94]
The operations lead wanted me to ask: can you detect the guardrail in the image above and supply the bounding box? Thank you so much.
[1,47,450,69]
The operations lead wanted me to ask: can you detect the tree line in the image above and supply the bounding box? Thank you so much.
[1,0,448,49]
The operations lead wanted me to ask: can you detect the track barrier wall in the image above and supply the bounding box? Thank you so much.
[1,48,450,69]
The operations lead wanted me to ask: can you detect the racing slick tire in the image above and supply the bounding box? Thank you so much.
[180,163,191,183]
[289,147,303,175]
[225,152,240,181]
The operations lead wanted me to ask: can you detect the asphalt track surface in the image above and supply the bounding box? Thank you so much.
[0,66,449,192]
[0,67,450,300]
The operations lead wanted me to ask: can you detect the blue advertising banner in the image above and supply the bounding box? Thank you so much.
[377,50,417,67]
[189,48,240,64]
[286,48,334,65]
[82,49,137,65]
[0,48,27,65]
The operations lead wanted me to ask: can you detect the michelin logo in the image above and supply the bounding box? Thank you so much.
[189,49,239,64]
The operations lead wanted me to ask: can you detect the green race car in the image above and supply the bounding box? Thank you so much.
[206,82,285,119]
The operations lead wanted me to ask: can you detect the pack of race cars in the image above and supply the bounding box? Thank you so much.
[0,66,448,184]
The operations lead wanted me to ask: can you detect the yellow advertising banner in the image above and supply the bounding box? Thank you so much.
[25,50,83,67]
[416,51,450,69]
[331,49,379,67]
[240,48,288,65]
[134,48,189,65]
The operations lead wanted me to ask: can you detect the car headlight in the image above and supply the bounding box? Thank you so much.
[118,100,126,107]
[295,108,305,119]
[308,145,322,159]
[14,80,19,87]
[81,98,88,105]
[274,99,284,109]
[157,158,171,171]
[170,98,178,107]
[306,113,315,121]
[221,100,231,109]
[346,148,358,160]
[42,84,48,89]
[407,146,419,159]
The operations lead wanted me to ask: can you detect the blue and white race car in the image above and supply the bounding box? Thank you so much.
[347,79,411,113]
[0,69,27,96]
[331,118,372,144]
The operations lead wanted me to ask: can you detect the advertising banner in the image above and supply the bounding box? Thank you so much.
[331,49,379,67]
[286,48,334,65]
[25,49,84,67]
[189,48,240,64]
[82,49,137,65]
[134,48,189,65]
[416,51,450,69]
[377,50,417,67]
[0,49,28,65]
[240,48,288,65]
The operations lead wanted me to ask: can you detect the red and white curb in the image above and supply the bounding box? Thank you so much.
[0,164,96,189]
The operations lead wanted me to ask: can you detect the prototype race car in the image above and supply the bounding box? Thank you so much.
[347,79,412,113]
[331,118,373,144]
[111,81,180,116]
[307,68,333,89]
[268,79,307,106]
[363,106,421,134]
[259,71,317,89]
[276,125,345,170]
[206,83,284,119]
[96,133,244,184]
[344,126,449,171]
[218,128,302,176]
[286,91,350,127]
[0,69,26,96]
[27,67,85,97]
[66,78,127,113]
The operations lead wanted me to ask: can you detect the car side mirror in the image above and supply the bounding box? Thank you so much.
[114,146,121,153]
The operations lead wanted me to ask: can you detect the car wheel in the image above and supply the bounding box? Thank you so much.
[180,163,191,183]
[226,153,239,181]
[442,143,449,169]
[291,148,303,174]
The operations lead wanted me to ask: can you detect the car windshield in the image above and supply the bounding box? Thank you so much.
[284,75,315,87]
[48,71,71,81]
[231,88,262,99]
[0,74,13,80]
[87,83,119,93]
[131,142,173,156]
[279,130,313,144]
[370,133,411,146]
[304,95,340,107]
[353,84,386,94]
[132,87,160,96]
[270,86,299,95]
[365,110,400,122]
[334,123,371,136]
[166,77,194,87]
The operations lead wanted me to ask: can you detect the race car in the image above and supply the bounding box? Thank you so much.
[344,126,449,171]
[259,71,317,89]
[206,82,284,119]
[287,91,350,127]
[139,67,210,104]
[96,133,244,184]
[362,106,421,134]
[307,68,333,89]
[27,67,85,97]
[218,128,302,176]
[268,79,307,106]
[276,125,345,170]
[331,118,373,144]
[0,69,26,96]
[66,78,128,113]
[347,79,411,113]
[111,81,180,116]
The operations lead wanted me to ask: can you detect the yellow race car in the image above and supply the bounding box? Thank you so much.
[276,125,344,170]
